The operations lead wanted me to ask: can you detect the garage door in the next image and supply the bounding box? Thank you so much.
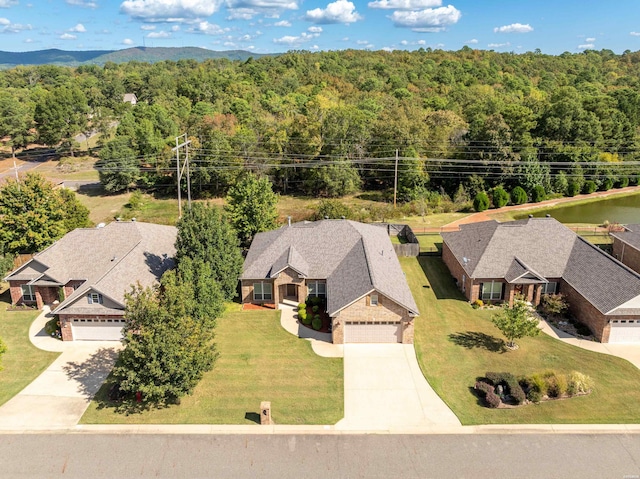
[344,321,401,343]
[71,318,125,341]
[608,320,640,344]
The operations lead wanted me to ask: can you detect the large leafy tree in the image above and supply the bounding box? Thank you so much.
[0,89,34,158]
[34,85,89,155]
[225,173,278,247]
[492,297,540,349]
[112,283,219,405]
[0,173,90,255]
[175,203,243,301]
[96,136,140,192]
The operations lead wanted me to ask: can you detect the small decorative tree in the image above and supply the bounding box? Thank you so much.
[491,186,510,208]
[473,191,490,212]
[510,186,528,205]
[532,185,546,203]
[492,297,540,349]
[540,293,568,318]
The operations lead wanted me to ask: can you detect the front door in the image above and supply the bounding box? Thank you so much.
[286,284,297,298]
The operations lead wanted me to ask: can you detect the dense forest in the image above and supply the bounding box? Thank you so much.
[2,47,640,205]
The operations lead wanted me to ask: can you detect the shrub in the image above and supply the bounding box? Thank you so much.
[127,190,144,209]
[471,299,484,309]
[492,186,510,208]
[312,315,322,330]
[567,371,594,396]
[474,381,501,408]
[485,390,501,408]
[574,322,592,337]
[567,180,581,197]
[618,177,629,188]
[310,296,321,306]
[540,293,568,317]
[475,381,494,396]
[532,185,546,203]
[583,180,597,194]
[544,371,567,398]
[312,305,319,313]
[298,309,309,324]
[527,387,542,403]
[298,302,306,311]
[473,192,490,212]
[529,373,547,397]
[484,372,526,405]
[511,186,528,205]
[601,177,614,191]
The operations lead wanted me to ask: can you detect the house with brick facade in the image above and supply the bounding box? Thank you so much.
[5,221,176,341]
[241,219,419,344]
[611,224,640,275]
[441,217,640,344]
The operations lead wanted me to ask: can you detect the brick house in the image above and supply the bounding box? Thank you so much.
[241,219,419,344]
[5,221,176,341]
[611,224,640,274]
[441,218,640,344]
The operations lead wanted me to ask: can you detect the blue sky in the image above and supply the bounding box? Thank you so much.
[1,0,640,54]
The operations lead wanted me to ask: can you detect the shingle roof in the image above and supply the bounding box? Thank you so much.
[6,221,176,314]
[242,220,419,316]
[610,224,640,251]
[442,217,640,315]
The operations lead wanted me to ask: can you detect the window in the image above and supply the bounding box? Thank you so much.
[481,281,503,301]
[307,281,326,298]
[21,285,35,302]
[370,293,379,306]
[542,282,558,295]
[88,293,103,304]
[253,282,273,301]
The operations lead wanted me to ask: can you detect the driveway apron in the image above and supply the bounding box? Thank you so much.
[336,344,461,431]
[0,309,120,430]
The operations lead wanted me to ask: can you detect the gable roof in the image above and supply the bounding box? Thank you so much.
[442,217,640,315]
[610,224,640,251]
[6,221,177,314]
[242,220,419,317]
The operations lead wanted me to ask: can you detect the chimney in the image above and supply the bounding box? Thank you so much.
[287,216,291,227]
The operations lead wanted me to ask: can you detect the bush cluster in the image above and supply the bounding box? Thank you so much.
[312,315,322,330]
[471,299,484,309]
[474,381,501,408]
[485,372,526,405]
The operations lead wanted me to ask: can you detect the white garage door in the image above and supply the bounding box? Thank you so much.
[71,318,125,341]
[344,321,401,343]
[609,320,640,344]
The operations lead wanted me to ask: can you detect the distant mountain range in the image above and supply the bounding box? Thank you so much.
[0,47,265,67]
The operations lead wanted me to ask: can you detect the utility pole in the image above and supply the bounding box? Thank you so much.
[393,149,399,208]
[173,133,192,218]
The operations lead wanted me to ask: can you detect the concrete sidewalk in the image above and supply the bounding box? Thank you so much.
[0,308,120,430]
[279,301,343,358]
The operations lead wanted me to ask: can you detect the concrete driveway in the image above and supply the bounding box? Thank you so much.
[0,309,120,430]
[335,344,461,431]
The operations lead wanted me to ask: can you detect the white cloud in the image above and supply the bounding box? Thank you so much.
[389,5,460,32]
[274,20,291,26]
[69,23,86,32]
[24,38,34,43]
[308,25,322,33]
[141,24,156,30]
[226,8,257,20]
[147,30,171,38]
[171,24,180,31]
[488,42,510,48]
[122,38,134,45]
[400,39,408,45]
[66,0,98,7]
[305,0,362,24]
[0,0,18,7]
[227,0,298,9]
[311,44,319,50]
[382,46,393,51]
[416,39,425,45]
[60,33,77,40]
[273,31,319,45]
[466,38,478,44]
[493,23,533,33]
[367,0,440,9]
[120,0,222,22]
[189,21,229,35]
[0,18,33,33]
[631,31,640,36]
[586,37,595,42]
[578,43,594,49]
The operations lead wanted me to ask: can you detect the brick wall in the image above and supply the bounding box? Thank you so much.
[8,280,30,305]
[63,280,85,300]
[36,287,58,309]
[613,238,640,275]
[333,292,414,344]
[442,242,473,301]
[560,279,609,342]
[242,268,310,306]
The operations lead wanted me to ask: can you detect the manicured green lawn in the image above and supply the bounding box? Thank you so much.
[81,310,343,425]
[403,256,640,424]
[0,287,60,407]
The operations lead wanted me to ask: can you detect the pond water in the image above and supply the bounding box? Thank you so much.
[520,192,640,225]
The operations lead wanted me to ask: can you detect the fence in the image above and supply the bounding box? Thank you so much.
[377,223,421,257]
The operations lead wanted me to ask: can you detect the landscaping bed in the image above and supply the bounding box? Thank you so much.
[297,297,331,333]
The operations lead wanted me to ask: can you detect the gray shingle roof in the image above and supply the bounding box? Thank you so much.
[6,221,176,315]
[442,217,640,315]
[242,220,419,316]
[610,224,640,251]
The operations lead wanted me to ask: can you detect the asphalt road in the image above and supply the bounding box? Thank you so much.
[1,433,639,478]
